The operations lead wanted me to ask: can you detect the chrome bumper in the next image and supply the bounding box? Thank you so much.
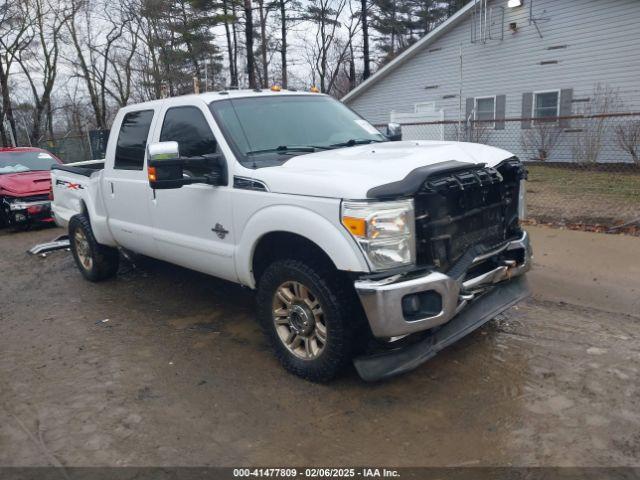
[355,231,532,338]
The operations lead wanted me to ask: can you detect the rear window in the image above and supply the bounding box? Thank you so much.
[0,151,57,174]
[114,110,154,170]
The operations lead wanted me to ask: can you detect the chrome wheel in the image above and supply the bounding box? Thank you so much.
[74,229,93,271]
[272,281,327,360]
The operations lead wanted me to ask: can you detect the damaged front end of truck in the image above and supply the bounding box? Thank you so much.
[353,157,531,381]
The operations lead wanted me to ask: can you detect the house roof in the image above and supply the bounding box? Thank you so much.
[342,0,478,103]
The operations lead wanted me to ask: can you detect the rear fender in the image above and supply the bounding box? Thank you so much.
[52,172,116,247]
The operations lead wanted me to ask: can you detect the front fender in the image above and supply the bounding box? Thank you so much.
[235,204,369,288]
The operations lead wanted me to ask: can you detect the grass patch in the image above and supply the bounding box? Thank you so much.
[527,165,640,201]
[525,165,640,225]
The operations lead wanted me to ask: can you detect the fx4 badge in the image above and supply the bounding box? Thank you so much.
[212,223,229,239]
[56,179,84,190]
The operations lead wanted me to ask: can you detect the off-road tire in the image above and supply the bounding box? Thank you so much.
[69,214,119,282]
[257,258,363,382]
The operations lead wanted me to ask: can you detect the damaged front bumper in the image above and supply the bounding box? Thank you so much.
[2,198,53,224]
[353,231,532,380]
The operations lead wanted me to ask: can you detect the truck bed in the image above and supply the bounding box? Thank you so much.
[50,160,109,237]
[52,160,105,177]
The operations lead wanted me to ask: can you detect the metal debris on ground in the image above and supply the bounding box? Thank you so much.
[28,235,70,255]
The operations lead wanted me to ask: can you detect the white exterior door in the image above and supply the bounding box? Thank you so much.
[103,109,157,256]
[148,101,237,282]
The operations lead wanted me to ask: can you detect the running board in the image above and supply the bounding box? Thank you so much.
[28,235,70,255]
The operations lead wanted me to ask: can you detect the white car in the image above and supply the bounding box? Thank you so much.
[51,89,531,382]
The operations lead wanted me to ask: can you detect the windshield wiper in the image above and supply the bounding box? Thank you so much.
[246,145,329,156]
[328,138,385,148]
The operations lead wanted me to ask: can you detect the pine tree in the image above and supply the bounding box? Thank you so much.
[369,0,412,63]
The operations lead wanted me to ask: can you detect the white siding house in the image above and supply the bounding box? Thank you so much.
[343,0,640,163]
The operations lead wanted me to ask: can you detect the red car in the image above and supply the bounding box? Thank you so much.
[0,147,62,228]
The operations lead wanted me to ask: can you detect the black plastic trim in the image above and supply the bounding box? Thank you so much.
[353,275,530,382]
[233,176,268,191]
[51,163,103,178]
[366,160,478,199]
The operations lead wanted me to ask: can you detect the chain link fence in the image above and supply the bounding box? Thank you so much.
[381,113,640,229]
[22,120,640,230]
[33,129,110,164]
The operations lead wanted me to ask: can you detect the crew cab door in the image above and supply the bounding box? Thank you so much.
[102,108,157,256]
[149,101,237,282]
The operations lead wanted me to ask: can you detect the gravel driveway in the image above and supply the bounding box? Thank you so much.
[1,226,639,467]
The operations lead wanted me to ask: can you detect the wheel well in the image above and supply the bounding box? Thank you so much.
[79,200,88,217]
[252,232,338,285]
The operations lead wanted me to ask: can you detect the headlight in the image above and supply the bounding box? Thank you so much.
[341,199,415,271]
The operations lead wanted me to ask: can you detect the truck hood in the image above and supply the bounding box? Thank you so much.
[253,141,515,199]
[0,170,52,197]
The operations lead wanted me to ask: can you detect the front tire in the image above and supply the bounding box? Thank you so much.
[257,258,362,382]
[69,214,119,282]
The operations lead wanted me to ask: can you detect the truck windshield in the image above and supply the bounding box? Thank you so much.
[0,151,58,174]
[209,95,386,167]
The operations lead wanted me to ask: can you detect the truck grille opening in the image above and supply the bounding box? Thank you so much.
[413,158,526,272]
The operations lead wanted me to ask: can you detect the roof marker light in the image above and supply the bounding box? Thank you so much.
[270,85,282,92]
[310,86,320,93]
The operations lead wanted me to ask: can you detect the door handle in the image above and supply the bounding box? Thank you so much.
[110,182,114,194]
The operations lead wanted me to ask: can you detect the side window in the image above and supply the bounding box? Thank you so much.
[114,110,154,170]
[160,107,219,176]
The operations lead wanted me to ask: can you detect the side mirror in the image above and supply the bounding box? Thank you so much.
[147,141,188,189]
[386,122,402,142]
[147,142,227,189]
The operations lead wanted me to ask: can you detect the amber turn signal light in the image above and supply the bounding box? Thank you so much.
[342,216,366,237]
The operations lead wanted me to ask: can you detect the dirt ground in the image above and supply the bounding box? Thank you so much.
[1,225,639,467]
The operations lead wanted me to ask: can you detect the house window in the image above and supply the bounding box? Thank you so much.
[534,91,560,121]
[474,96,496,126]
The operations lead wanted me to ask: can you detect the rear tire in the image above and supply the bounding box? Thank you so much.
[69,214,119,282]
[256,258,363,382]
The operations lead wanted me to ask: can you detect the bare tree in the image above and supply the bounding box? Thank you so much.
[222,0,238,87]
[16,0,72,144]
[615,119,640,164]
[105,9,140,107]
[521,121,562,161]
[127,0,164,100]
[278,0,288,88]
[66,0,126,130]
[275,0,302,89]
[304,0,360,95]
[256,0,275,87]
[0,0,33,146]
[244,0,257,88]
[572,84,622,164]
[456,121,491,144]
[360,0,371,80]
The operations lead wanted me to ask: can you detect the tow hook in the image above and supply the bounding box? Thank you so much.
[504,259,517,279]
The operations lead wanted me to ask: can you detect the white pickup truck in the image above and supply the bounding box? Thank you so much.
[51,89,531,382]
